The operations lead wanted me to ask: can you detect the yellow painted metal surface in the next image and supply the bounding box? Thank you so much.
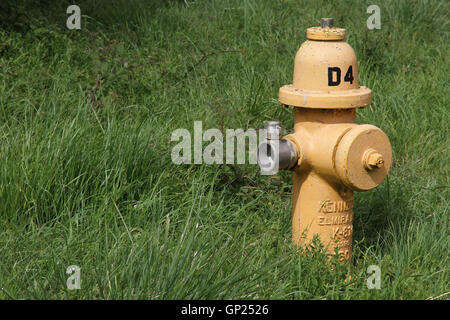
[278,19,392,261]
[279,19,371,109]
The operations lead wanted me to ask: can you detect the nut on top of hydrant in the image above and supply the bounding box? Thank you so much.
[278,18,372,109]
[306,18,347,41]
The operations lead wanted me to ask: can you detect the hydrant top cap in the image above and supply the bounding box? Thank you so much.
[278,18,371,108]
[306,18,346,41]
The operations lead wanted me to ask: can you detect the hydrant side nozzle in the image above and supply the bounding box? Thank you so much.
[257,122,299,174]
[278,138,299,170]
[257,139,299,174]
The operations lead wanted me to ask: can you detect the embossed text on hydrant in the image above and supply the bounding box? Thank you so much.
[318,214,353,226]
[318,200,353,213]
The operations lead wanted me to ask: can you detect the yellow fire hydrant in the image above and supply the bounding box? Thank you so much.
[258,18,392,261]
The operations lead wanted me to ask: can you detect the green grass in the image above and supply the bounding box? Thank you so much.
[0,0,448,299]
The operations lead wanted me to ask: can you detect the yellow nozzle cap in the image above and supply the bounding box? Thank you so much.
[334,125,392,191]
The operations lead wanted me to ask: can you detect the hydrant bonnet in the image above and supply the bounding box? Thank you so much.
[278,18,372,108]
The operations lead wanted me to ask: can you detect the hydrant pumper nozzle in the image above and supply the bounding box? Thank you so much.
[257,18,392,261]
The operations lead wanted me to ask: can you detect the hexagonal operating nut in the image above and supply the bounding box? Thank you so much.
[363,148,385,170]
[320,18,334,28]
[257,138,298,175]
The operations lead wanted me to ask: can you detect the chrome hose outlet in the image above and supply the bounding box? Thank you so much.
[258,122,298,175]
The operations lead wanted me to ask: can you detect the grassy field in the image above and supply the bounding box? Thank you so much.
[0,0,448,299]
